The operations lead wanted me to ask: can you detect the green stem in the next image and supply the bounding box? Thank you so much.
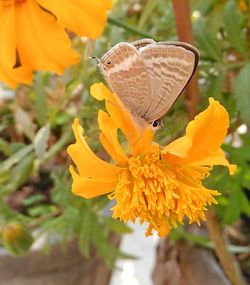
[43,129,72,162]
[108,16,155,39]
[200,60,248,71]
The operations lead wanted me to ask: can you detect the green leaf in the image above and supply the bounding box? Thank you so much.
[91,214,118,267]
[2,154,34,194]
[28,205,54,217]
[193,18,221,61]
[233,63,250,125]
[22,194,45,206]
[223,1,248,55]
[207,72,225,99]
[33,123,50,160]
[223,144,250,163]
[170,229,250,253]
[14,107,35,141]
[0,145,33,175]
[103,217,133,234]
[206,2,225,35]
[223,187,244,224]
[0,138,12,156]
[241,190,250,216]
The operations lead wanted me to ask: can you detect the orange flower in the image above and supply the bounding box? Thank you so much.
[67,83,236,237]
[0,0,112,88]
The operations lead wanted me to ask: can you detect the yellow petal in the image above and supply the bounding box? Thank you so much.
[98,110,128,165]
[36,0,112,39]
[132,127,155,155]
[67,119,119,182]
[163,98,229,161]
[163,98,236,175]
[0,5,32,87]
[90,83,139,146]
[189,148,237,175]
[69,166,116,198]
[90,83,154,155]
[157,221,170,237]
[161,136,192,158]
[15,0,79,74]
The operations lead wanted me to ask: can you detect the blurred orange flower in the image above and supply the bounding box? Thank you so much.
[67,83,236,237]
[0,0,112,87]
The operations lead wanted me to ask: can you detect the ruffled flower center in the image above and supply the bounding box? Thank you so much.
[109,147,220,236]
[1,0,24,6]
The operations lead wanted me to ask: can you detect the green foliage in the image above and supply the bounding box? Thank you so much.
[0,0,250,265]
[234,64,250,125]
[223,0,248,56]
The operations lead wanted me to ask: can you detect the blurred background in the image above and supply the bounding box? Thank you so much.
[0,0,250,284]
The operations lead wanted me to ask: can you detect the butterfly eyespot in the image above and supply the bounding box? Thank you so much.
[152,121,159,128]
[151,119,163,131]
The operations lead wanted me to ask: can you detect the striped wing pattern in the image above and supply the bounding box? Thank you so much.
[99,39,199,126]
[139,44,197,122]
[100,42,151,119]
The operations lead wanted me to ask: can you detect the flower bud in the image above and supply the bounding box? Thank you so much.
[1,222,33,256]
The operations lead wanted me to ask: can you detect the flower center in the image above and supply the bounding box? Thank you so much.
[109,149,219,237]
[110,150,178,235]
[1,0,24,6]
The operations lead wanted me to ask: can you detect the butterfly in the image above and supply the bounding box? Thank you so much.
[98,38,199,130]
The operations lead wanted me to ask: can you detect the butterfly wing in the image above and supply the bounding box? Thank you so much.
[131,38,156,49]
[138,42,199,123]
[99,42,151,120]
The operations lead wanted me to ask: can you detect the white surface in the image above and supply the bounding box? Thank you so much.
[110,222,158,285]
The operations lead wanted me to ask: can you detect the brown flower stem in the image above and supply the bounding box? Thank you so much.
[171,0,200,120]
[172,1,246,284]
[206,210,247,285]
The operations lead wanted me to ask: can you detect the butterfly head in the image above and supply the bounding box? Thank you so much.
[99,48,118,75]
[150,119,163,131]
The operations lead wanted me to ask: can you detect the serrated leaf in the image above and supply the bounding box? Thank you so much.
[91,215,118,267]
[33,123,50,160]
[223,1,248,55]
[193,18,221,61]
[233,64,250,125]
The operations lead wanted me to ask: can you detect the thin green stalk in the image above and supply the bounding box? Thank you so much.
[108,16,156,39]
[43,129,72,162]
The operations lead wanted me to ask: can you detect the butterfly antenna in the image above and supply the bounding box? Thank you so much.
[88,56,100,64]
